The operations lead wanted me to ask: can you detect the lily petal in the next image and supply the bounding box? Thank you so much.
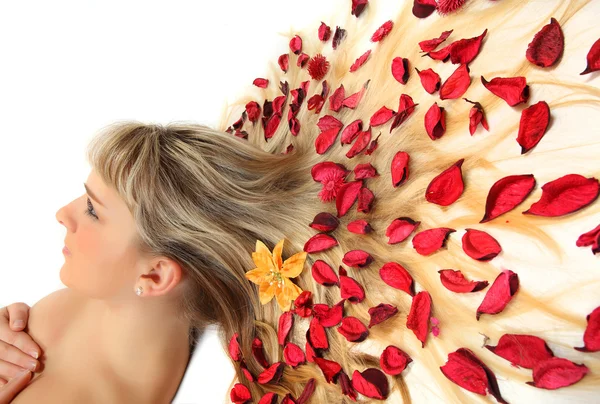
[276,278,303,312]
[259,281,278,305]
[280,251,308,278]
[272,239,285,270]
[245,266,272,284]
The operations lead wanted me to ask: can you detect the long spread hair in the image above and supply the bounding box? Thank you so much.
[85,0,600,402]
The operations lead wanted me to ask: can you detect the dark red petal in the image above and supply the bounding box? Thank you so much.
[439,64,471,100]
[336,180,363,217]
[412,227,456,256]
[463,98,489,135]
[318,22,331,42]
[368,303,399,328]
[581,38,600,75]
[419,30,453,52]
[425,43,452,62]
[308,317,329,349]
[480,174,536,223]
[337,316,369,342]
[304,233,339,253]
[311,260,340,287]
[380,345,412,376]
[252,337,270,368]
[339,371,358,401]
[412,0,437,19]
[230,383,252,404]
[526,357,589,390]
[315,115,344,154]
[307,94,324,113]
[272,95,287,114]
[258,392,278,404]
[576,224,600,255]
[332,26,347,50]
[438,269,489,293]
[575,306,600,352]
[354,162,378,179]
[283,342,306,368]
[343,80,370,109]
[289,35,302,55]
[309,212,340,232]
[406,291,431,347]
[293,291,314,318]
[228,332,242,361]
[386,217,420,244]
[278,54,289,73]
[313,300,345,327]
[449,29,487,64]
[477,269,519,320]
[341,119,363,145]
[391,94,418,132]
[485,334,554,369]
[297,52,310,68]
[379,262,415,296]
[345,128,371,159]
[481,75,529,106]
[314,357,342,383]
[461,228,502,261]
[357,186,375,213]
[370,106,396,126]
[425,158,465,205]
[347,219,373,234]
[253,78,269,88]
[305,339,317,363]
[424,102,446,140]
[371,20,393,42]
[245,101,261,123]
[339,267,366,303]
[350,49,372,72]
[278,311,294,346]
[329,84,345,112]
[240,360,255,382]
[296,378,316,404]
[351,368,389,400]
[257,362,285,384]
[311,161,350,183]
[342,249,373,268]
[437,0,467,15]
[523,174,600,217]
[264,113,282,140]
[516,100,551,154]
[391,57,410,84]
[415,67,441,94]
[307,54,330,81]
[526,18,564,67]
[391,151,410,187]
[351,0,368,17]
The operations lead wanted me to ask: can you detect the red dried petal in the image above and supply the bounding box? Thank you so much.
[350,49,372,72]
[576,224,600,255]
[379,262,415,296]
[283,342,306,368]
[581,38,600,75]
[412,227,456,256]
[481,75,529,106]
[439,64,471,100]
[307,94,324,114]
[438,269,489,293]
[415,67,441,94]
[311,161,350,183]
[368,303,398,328]
[278,54,289,73]
[338,316,369,342]
[351,0,368,17]
[335,180,363,217]
[253,78,269,88]
[380,345,412,375]
[412,0,437,19]
[424,102,446,140]
[351,368,389,400]
[311,260,340,287]
[339,370,358,401]
[370,106,396,126]
[523,173,600,217]
[485,334,554,369]
[476,269,519,320]
[406,291,431,347]
[309,212,340,232]
[313,300,344,327]
[240,360,255,382]
[345,128,372,159]
[308,317,329,349]
[303,233,339,253]
[342,249,373,268]
[332,26,347,50]
[480,174,536,223]
[371,20,393,42]
[278,311,294,346]
[419,30,453,52]
[230,383,252,404]
[449,29,487,64]
[386,217,420,244]
[297,52,310,68]
[575,306,600,352]
[339,267,366,303]
[252,337,270,368]
[297,378,316,404]
[264,113,282,140]
[272,95,287,114]
[307,54,330,81]
[245,101,261,123]
[425,43,452,62]
[425,158,465,206]
[315,115,344,154]
[257,362,285,385]
[318,22,331,42]
[358,186,375,213]
[305,340,317,363]
[391,94,418,131]
[462,228,502,261]
[347,219,373,234]
[463,98,489,135]
[342,80,370,109]
[391,57,410,84]
[516,100,551,154]
[339,120,361,145]
[289,35,302,55]
[526,18,564,67]
[328,84,345,112]
[258,392,278,404]
[314,357,342,383]
[391,151,410,187]
[294,291,313,318]
[440,348,507,403]
[526,357,589,390]
[353,162,378,179]
[228,332,242,362]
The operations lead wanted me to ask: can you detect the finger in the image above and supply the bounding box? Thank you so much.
[0,309,41,360]
[0,340,39,378]
[0,369,31,403]
[0,358,31,385]
[5,303,30,331]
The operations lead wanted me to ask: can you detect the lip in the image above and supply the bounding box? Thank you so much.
[63,246,70,255]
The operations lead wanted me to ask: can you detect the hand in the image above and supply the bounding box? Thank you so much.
[0,303,42,402]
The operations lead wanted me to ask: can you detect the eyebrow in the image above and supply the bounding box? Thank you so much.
[83,183,106,209]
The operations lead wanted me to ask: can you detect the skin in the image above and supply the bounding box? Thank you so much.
[0,169,193,401]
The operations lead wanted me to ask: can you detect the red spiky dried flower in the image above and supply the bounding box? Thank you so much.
[437,0,468,15]
[307,54,330,80]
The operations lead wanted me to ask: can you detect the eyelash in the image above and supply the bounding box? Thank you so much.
[84,198,99,220]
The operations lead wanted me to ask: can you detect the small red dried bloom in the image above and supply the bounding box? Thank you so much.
[437,0,467,15]
[318,22,331,41]
[289,35,302,55]
[307,54,330,80]
[371,20,393,42]
[283,342,306,367]
[526,18,564,67]
[253,78,269,88]
[581,38,600,75]
[311,161,350,202]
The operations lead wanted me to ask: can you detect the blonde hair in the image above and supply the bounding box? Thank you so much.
[86,0,600,402]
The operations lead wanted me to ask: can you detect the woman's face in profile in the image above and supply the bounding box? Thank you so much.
[55,169,142,300]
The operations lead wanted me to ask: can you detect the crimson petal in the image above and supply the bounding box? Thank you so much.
[575,306,600,352]
[406,291,432,347]
[379,262,415,296]
[228,332,242,361]
[476,269,519,320]
[368,303,399,328]
[380,345,412,375]
[449,29,487,64]
[337,316,369,342]
[283,342,306,368]
[391,57,410,84]
[526,357,589,390]
[278,311,294,346]
[526,18,564,67]
[314,357,342,383]
[419,30,453,52]
[257,362,285,384]
[309,212,340,232]
[523,174,600,217]
[485,334,553,369]
[386,217,420,244]
[304,233,339,253]
[415,67,441,94]
[336,180,363,217]
[461,228,502,261]
[339,267,366,303]
[347,219,373,234]
[412,227,456,255]
[481,174,536,223]
[438,269,489,293]
[425,158,465,205]
[350,49,372,72]
[311,260,340,287]
[391,94,418,131]
[313,300,344,327]
[391,151,410,187]
[517,100,551,154]
[412,0,437,19]
[581,38,600,75]
[440,64,471,100]
[289,35,302,55]
[318,22,331,42]
[424,102,446,140]
[351,368,390,400]
[230,383,252,404]
[576,223,600,255]
[481,75,529,106]
[371,20,393,42]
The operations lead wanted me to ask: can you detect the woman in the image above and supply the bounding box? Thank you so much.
[2,0,600,402]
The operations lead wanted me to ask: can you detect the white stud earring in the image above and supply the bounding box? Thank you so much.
[135,286,143,296]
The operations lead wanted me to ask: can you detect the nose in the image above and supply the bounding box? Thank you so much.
[56,203,73,230]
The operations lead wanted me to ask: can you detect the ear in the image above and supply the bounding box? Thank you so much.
[138,257,185,297]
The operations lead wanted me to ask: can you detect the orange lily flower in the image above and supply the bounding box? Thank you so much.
[245,238,307,312]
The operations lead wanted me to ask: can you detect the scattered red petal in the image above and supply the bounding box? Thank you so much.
[440,64,471,100]
[304,233,339,253]
[371,20,393,42]
[380,345,412,375]
[339,370,358,401]
[386,217,420,244]
[391,57,410,84]
[415,67,441,94]
[297,378,316,404]
[406,291,432,347]
[425,43,452,62]
[345,128,371,159]
[289,35,302,55]
[308,317,329,349]
[425,158,465,206]
[449,29,487,64]
[575,306,600,352]
[419,30,453,52]
[370,106,396,126]
[391,151,410,188]
[581,38,600,75]
[257,362,285,385]
[341,119,363,145]
[231,383,252,404]
[576,224,600,255]
[347,219,373,234]
[278,54,289,73]
[297,52,310,68]
[332,26,347,50]
[412,0,437,18]
[311,260,340,287]
[391,94,418,132]
[245,101,261,123]
[357,186,375,213]
[365,133,381,155]
[424,102,446,140]
[252,337,270,368]
[350,49,372,72]
[258,392,278,404]
[412,227,456,256]
[481,75,529,106]
[480,174,536,223]
[228,332,242,361]
[526,357,589,390]
[339,266,366,303]
[476,269,519,320]
[351,368,389,400]
[314,357,343,383]
[318,22,331,42]
[342,249,373,268]
[283,342,306,367]
[438,269,489,293]
[516,100,551,154]
[337,316,369,342]
[485,334,554,369]
[354,162,378,179]
[526,18,564,67]
[379,262,415,296]
[328,84,345,112]
[315,114,344,154]
[309,212,340,232]
[368,303,399,328]
[313,300,344,327]
[351,0,368,17]
[463,98,489,135]
[462,228,502,261]
[264,113,281,140]
[437,0,467,15]
[253,78,269,88]
[336,180,363,217]
[278,311,294,346]
[342,80,370,109]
